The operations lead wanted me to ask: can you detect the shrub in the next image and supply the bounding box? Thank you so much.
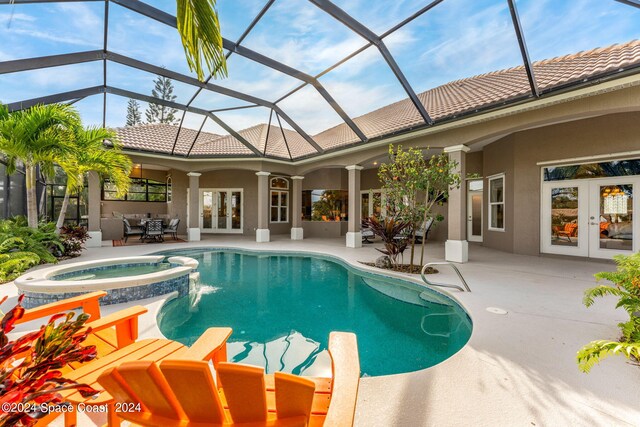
[0,295,99,426]
[59,225,90,258]
[0,217,71,284]
[0,217,62,264]
[362,216,411,267]
[577,253,640,372]
[0,252,40,283]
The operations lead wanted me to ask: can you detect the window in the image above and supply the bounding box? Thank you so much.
[102,178,167,202]
[543,158,640,181]
[271,191,288,222]
[488,174,505,231]
[270,177,289,189]
[302,190,348,221]
[166,176,172,203]
[270,177,289,223]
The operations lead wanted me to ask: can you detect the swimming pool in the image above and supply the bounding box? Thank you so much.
[157,249,472,377]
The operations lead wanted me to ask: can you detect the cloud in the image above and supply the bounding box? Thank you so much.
[0,12,35,26]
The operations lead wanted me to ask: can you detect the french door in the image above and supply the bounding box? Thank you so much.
[200,189,243,233]
[541,178,638,258]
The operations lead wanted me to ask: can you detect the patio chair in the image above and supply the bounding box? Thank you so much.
[123,218,144,243]
[553,222,578,242]
[362,227,375,243]
[163,218,180,240]
[17,291,148,360]
[98,328,360,427]
[15,291,148,427]
[414,217,434,244]
[142,218,164,243]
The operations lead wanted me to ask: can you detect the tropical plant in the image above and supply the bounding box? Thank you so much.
[0,295,99,426]
[0,103,80,228]
[362,216,411,267]
[0,217,63,283]
[126,99,143,126]
[176,0,227,82]
[378,145,461,269]
[59,225,90,258]
[146,76,180,124]
[54,126,132,231]
[577,253,640,372]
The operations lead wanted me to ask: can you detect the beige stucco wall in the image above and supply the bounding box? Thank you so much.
[481,111,640,255]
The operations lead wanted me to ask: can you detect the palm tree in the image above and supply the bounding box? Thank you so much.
[55,126,132,231]
[176,0,227,81]
[0,104,80,228]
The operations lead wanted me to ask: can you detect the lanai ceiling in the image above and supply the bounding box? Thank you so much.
[1,0,640,161]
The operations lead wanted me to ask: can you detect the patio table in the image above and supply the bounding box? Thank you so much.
[60,338,187,427]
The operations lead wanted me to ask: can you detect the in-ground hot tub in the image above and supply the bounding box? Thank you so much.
[15,256,199,308]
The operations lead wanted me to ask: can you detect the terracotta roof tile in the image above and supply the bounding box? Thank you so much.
[116,40,640,159]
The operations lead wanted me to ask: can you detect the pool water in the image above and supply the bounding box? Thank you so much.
[157,249,472,377]
[53,263,172,281]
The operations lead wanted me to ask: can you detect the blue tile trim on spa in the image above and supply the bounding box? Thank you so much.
[22,274,190,308]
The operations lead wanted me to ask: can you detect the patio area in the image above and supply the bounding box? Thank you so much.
[5,237,638,426]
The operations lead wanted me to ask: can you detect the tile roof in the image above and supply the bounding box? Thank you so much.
[115,40,640,159]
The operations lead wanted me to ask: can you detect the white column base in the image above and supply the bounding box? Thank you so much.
[86,231,102,247]
[256,228,270,243]
[291,227,304,240]
[187,228,201,242]
[346,231,362,248]
[445,239,469,263]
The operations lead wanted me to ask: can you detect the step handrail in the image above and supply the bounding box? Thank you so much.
[421,262,471,292]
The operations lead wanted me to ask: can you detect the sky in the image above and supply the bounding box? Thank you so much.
[0,0,639,139]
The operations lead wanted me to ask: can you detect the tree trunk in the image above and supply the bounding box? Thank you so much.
[409,227,416,270]
[55,189,71,233]
[25,164,38,228]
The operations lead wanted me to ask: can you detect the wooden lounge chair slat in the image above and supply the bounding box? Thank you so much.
[117,361,186,420]
[274,372,316,420]
[19,291,106,323]
[217,362,268,423]
[160,359,227,424]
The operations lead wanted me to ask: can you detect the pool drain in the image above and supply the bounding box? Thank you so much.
[486,307,508,315]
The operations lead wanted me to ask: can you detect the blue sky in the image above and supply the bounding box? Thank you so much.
[0,0,639,137]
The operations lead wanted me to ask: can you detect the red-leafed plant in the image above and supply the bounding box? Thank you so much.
[362,216,411,267]
[0,295,99,427]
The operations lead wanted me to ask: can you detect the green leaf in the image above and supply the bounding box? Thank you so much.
[176,0,227,82]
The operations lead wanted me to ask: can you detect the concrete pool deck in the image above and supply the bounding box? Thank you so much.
[3,236,639,426]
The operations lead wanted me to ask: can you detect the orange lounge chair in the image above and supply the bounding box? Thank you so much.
[17,291,148,361]
[554,222,578,242]
[13,291,148,427]
[98,328,360,427]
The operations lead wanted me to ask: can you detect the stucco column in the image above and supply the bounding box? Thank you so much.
[346,165,363,248]
[444,145,470,263]
[256,171,271,242]
[187,172,201,241]
[86,171,102,247]
[291,176,304,240]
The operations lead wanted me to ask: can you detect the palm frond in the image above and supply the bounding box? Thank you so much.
[582,285,627,307]
[577,340,640,373]
[176,0,227,81]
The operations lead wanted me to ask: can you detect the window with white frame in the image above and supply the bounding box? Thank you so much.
[488,174,505,231]
[270,177,289,223]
